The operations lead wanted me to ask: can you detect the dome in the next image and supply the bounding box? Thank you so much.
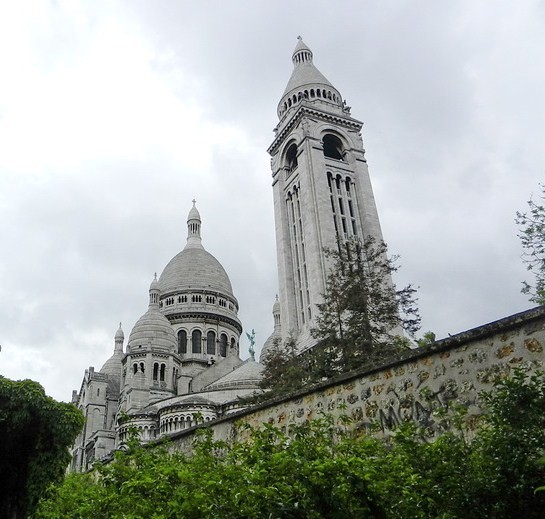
[128,306,176,353]
[100,351,123,379]
[260,296,281,363]
[158,202,236,299]
[278,38,342,119]
[188,202,201,222]
[260,332,280,363]
[100,324,125,379]
[158,247,234,296]
[205,359,263,391]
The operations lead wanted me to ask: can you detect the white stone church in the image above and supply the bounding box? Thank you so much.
[70,38,386,472]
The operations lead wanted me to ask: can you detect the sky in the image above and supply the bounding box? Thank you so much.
[0,0,544,402]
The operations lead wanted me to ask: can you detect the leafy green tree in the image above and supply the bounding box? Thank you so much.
[36,371,545,519]
[36,419,386,518]
[258,336,308,397]
[464,369,545,518]
[311,236,421,376]
[0,377,84,519]
[516,183,545,304]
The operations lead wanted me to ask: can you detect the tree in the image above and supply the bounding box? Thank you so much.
[311,236,421,376]
[35,371,545,519]
[0,376,84,519]
[465,369,545,518]
[36,419,386,518]
[516,183,545,304]
[258,336,308,398]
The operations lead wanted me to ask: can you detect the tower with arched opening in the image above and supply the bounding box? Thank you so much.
[269,38,387,352]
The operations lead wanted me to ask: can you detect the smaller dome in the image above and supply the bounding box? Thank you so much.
[101,324,125,379]
[205,359,263,391]
[260,332,280,363]
[128,307,176,353]
[100,352,123,379]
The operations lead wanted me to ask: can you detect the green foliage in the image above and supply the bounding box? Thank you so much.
[464,370,545,518]
[415,331,436,348]
[0,376,84,519]
[36,419,383,518]
[311,236,421,375]
[258,237,422,399]
[35,371,545,519]
[258,336,308,397]
[516,183,545,304]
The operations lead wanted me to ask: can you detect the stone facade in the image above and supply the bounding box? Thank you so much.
[70,205,264,472]
[165,305,545,451]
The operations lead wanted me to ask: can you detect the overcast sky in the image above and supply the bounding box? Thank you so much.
[1,1,544,402]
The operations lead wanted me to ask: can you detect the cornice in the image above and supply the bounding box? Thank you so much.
[268,105,363,155]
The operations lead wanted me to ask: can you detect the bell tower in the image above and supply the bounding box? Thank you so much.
[269,38,386,351]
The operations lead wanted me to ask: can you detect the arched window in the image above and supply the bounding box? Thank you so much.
[160,364,166,382]
[323,134,344,161]
[153,363,159,381]
[286,142,298,172]
[219,333,227,357]
[207,331,216,355]
[192,330,202,354]
[178,330,187,354]
[230,338,236,351]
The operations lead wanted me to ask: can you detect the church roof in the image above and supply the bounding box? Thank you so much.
[282,56,334,97]
[260,331,280,363]
[173,394,215,406]
[282,38,337,96]
[128,285,177,353]
[159,248,233,296]
[158,203,235,298]
[187,199,201,222]
[205,359,264,391]
[100,323,125,380]
[114,323,124,341]
[99,351,123,378]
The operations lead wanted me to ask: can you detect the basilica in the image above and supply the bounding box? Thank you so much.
[70,38,386,471]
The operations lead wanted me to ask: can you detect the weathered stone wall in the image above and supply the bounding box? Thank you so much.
[168,306,545,451]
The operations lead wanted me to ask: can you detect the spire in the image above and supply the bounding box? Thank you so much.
[186,199,203,249]
[277,37,342,119]
[273,294,281,330]
[149,273,160,307]
[292,36,313,66]
[114,322,124,352]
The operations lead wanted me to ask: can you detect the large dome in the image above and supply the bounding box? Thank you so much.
[158,247,233,296]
